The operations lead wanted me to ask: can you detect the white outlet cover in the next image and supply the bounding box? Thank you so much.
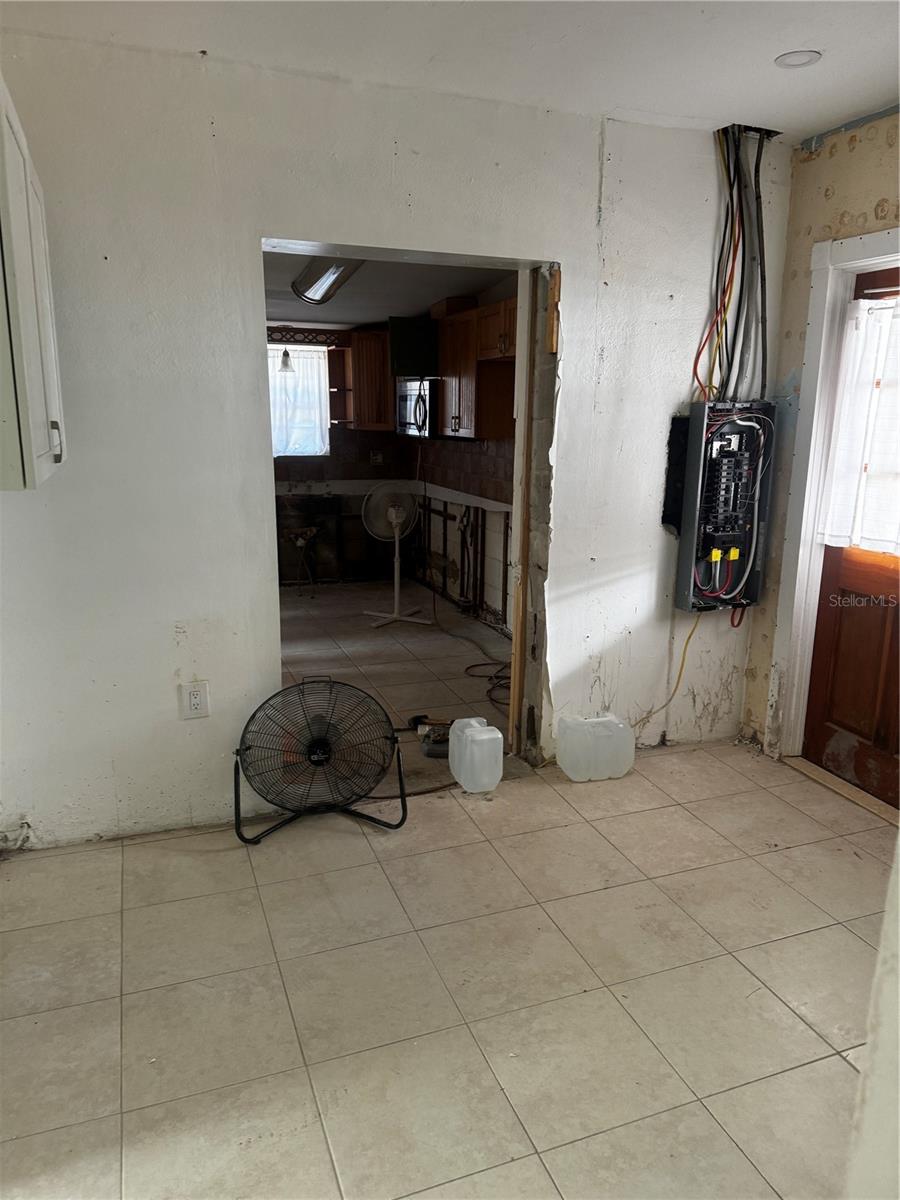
[180,680,210,719]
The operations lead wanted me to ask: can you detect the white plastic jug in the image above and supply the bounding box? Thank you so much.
[556,713,634,782]
[449,717,504,793]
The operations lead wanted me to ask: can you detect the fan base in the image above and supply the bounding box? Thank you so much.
[233,745,409,844]
[364,606,433,629]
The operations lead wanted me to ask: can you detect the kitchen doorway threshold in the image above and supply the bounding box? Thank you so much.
[784,756,899,827]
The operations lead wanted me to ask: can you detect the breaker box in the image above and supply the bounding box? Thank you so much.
[669,400,777,612]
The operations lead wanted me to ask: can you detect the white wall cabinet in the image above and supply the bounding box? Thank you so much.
[1,74,65,489]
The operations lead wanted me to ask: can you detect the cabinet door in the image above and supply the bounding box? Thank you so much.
[438,320,457,435]
[26,169,64,478]
[476,302,505,360]
[349,331,393,430]
[0,78,64,488]
[502,297,517,358]
[455,312,478,437]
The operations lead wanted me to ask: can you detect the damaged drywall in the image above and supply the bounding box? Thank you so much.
[544,119,791,752]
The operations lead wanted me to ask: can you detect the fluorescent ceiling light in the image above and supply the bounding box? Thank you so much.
[291,257,364,305]
[774,49,822,69]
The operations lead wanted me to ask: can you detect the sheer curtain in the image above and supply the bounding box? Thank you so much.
[267,345,330,457]
[817,299,900,555]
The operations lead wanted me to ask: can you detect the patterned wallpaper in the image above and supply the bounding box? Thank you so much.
[743,110,899,741]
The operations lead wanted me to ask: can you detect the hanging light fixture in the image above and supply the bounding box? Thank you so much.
[279,348,294,373]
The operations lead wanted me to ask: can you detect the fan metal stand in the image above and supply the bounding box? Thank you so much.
[232,738,409,845]
[365,520,432,628]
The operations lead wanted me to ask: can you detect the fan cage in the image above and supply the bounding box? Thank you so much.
[238,679,395,815]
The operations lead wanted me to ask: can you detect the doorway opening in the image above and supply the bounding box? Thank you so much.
[770,230,899,808]
[258,239,557,765]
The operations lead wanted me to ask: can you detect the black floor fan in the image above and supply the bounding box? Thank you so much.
[233,677,408,844]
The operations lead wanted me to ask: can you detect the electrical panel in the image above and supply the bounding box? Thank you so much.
[672,400,776,612]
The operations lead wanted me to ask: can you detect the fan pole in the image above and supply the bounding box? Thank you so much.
[364,522,433,628]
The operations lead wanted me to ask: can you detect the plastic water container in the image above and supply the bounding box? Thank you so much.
[556,713,634,782]
[449,717,504,793]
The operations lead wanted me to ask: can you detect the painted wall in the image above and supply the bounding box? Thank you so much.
[545,120,790,746]
[0,18,788,845]
[743,111,900,745]
[846,857,899,1200]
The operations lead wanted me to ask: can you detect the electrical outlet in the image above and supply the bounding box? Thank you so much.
[180,680,210,719]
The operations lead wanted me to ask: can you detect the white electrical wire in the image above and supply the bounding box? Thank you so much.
[720,416,772,599]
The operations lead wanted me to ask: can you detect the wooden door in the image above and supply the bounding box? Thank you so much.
[349,331,393,431]
[804,546,899,806]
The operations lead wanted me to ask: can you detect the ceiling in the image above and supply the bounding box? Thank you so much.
[3,2,897,140]
[264,253,513,325]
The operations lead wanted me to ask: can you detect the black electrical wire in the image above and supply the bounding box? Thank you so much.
[727,127,749,399]
[721,126,748,402]
[753,132,768,401]
[712,131,735,381]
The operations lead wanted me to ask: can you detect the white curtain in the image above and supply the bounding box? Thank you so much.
[267,345,330,457]
[817,299,900,555]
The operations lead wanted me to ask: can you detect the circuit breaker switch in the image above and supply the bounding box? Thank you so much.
[727,547,740,561]
[708,548,723,563]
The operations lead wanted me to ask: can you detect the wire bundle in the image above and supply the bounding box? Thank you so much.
[692,127,770,405]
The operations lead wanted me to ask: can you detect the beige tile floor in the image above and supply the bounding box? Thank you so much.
[0,582,897,1199]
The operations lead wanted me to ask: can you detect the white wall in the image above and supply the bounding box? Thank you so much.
[546,121,791,746]
[0,16,788,845]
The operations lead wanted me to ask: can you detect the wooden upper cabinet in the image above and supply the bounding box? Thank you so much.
[476,298,516,360]
[348,330,393,431]
[439,310,477,437]
[501,297,517,358]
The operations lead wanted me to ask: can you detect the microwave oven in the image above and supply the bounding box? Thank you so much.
[397,377,439,438]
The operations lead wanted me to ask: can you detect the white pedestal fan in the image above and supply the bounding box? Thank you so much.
[361,482,433,628]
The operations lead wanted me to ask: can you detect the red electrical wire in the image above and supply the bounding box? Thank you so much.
[730,606,746,628]
[692,190,743,400]
[695,560,733,599]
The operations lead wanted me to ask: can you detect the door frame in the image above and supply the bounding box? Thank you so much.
[766,226,899,757]
[260,237,556,752]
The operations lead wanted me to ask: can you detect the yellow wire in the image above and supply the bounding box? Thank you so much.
[642,613,702,722]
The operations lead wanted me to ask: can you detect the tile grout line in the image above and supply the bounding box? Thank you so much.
[529,792,864,1129]
[245,842,346,1200]
[750,837,891,920]
[366,852,546,1176]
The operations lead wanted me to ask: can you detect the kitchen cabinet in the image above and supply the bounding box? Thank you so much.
[439,309,477,437]
[476,297,516,360]
[348,330,393,431]
[440,308,514,440]
[1,74,65,489]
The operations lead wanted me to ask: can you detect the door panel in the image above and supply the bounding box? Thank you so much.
[1,106,45,480]
[26,170,64,478]
[804,545,899,806]
[455,312,477,437]
[349,331,393,431]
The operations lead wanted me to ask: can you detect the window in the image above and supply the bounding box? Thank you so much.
[267,344,330,456]
[817,298,900,555]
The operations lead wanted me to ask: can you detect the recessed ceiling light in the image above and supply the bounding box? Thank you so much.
[774,49,822,69]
